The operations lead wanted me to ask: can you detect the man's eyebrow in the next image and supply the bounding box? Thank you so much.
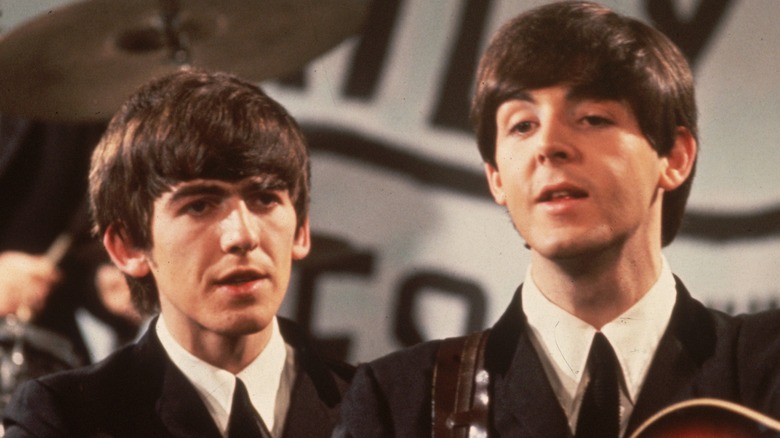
[240,178,288,193]
[167,184,229,205]
[509,89,535,103]
[566,86,616,104]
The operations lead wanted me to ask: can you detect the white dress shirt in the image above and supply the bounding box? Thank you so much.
[522,256,677,436]
[156,316,287,437]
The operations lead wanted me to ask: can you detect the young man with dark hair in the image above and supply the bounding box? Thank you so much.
[3,68,353,437]
[336,2,780,437]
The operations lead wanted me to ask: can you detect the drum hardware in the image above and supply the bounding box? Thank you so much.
[0,0,368,121]
[0,315,82,414]
[0,233,81,414]
[0,315,25,398]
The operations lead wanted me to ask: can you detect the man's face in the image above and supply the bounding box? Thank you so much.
[141,176,310,343]
[485,85,672,261]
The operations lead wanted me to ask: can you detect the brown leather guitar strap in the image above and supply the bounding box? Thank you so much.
[432,329,491,437]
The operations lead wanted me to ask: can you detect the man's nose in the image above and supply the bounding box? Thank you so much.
[535,120,579,165]
[220,202,259,255]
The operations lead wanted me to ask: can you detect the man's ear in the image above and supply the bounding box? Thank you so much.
[484,162,507,206]
[659,127,697,191]
[103,225,150,278]
[292,218,312,261]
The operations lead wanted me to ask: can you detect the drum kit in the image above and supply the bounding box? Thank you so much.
[0,0,368,413]
[0,314,81,414]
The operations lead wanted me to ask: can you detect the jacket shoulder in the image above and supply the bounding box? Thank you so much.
[367,338,442,382]
[336,339,444,437]
[33,341,142,399]
[3,342,152,436]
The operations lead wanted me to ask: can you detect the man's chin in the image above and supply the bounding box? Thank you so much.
[218,314,272,337]
[530,236,615,263]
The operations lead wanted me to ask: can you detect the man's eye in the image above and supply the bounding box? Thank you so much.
[183,200,212,215]
[511,121,536,134]
[251,192,282,209]
[260,193,280,205]
[582,115,613,126]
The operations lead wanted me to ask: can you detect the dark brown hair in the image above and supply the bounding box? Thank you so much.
[471,1,697,246]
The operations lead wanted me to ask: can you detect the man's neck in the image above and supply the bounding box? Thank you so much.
[160,314,273,374]
[192,330,271,374]
[530,246,663,329]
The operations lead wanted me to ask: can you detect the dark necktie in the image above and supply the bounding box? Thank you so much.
[228,378,269,438]
[575,332,620,438]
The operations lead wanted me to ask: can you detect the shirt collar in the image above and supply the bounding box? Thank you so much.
[522,256,677,402]
[156,316,287,436]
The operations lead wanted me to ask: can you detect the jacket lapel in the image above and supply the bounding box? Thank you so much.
[487,287,573,437]
[282,371,338,437]
[626,277,719,435]
[278,318,352,437]
[133,323,223,438]
[156,361,223,438]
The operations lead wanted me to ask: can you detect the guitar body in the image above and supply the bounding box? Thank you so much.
[631,398,780,438]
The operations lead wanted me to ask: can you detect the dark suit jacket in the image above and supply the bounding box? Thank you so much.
[335,279,780,437]
[3,317,354,437]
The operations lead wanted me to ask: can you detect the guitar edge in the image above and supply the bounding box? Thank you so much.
[631,398,780,438]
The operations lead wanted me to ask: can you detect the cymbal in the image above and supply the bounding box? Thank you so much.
[0,0,368,122]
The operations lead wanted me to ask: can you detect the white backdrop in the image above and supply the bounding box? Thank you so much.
[4,0,780,363]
